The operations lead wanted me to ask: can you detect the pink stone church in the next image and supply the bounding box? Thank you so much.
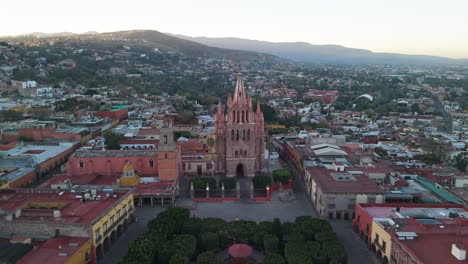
[213,73,265,177]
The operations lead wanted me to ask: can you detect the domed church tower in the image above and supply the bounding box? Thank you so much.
[119,162,140,187]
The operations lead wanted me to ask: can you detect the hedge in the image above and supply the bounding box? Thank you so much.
[219,178,236,189]
[191,178,217,190]
[252,174,271,189]
[272,169,292,183]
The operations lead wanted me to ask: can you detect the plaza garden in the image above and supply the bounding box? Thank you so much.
[120,207,347,264]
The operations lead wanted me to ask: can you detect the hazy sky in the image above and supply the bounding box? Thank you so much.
[2,0,468,58]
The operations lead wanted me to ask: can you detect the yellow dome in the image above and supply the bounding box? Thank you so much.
[119,175,139,187]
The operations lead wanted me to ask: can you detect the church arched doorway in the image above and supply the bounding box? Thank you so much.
[236,163,245,177]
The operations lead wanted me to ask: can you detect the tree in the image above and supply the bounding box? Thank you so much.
[103,130,121,150]
[411,103,420,114]
[454,154,468,172]
[263,253,286,264]
[169,254,189,264]
[420,138,450,164]
[171,234,197,259]
[263,234,279,253]
[200,232,219,251]
[0,110,23,122]
[197,251,222,264]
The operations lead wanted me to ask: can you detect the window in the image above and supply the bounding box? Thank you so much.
[164,135,168,144]
[110,216,115,226]
[235,151,238,158]
[103,221,108,234]
[164,153,168,159]
[244,150,247,157]
[382,241,386,251]
[328,204,336,209]
[241,110,244,123]
[375,233,380,243]
[231,130,234,140]
[367,196,376,203]
[95,228,101,241]
[117,210,121,219]
[123,205,127,213]
[79,160,84,168]
[247,129,250,141]
[237,111,240,123]
[85,250,90,262]
[243,130,246,140]
[149,159,154,168]
[246,111,249,122]
[188,163,191,170]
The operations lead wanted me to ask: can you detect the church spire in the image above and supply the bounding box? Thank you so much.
[215,100,224,122]
[233,72,247,106]
[256,100,261,114]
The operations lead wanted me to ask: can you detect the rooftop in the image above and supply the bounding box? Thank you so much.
[72,150,157,158]
[360,203,468,220]
[3,143,76,164]
[0,188,131,224]
[306,167,384,194]
[17,237,90,264]
[396,233,468,264]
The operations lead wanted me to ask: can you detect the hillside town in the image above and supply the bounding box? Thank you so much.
[0,33,467,264]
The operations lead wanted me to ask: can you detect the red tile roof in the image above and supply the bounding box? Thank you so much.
[306,167,384,194]
[0,189,130,224]
[17,237,90,264]
[395,233,467,264]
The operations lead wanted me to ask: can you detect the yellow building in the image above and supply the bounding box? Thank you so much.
[371,218,393,264]
[91,191,135,260]
[0,188,135,263]
[119,162,140,187]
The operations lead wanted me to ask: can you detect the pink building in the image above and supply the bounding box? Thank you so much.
[213,73,265,177]
[303,89,338,104]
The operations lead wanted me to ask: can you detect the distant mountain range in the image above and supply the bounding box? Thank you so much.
[176,35,468,65]
[3,30,468,65]
[1,30,279,63]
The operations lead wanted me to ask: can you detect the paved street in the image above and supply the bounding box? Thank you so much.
[99,207,165,264]
[188,191,317,222]
[331,220,380,264]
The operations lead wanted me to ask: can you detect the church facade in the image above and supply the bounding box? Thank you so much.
[213,73,264,177]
